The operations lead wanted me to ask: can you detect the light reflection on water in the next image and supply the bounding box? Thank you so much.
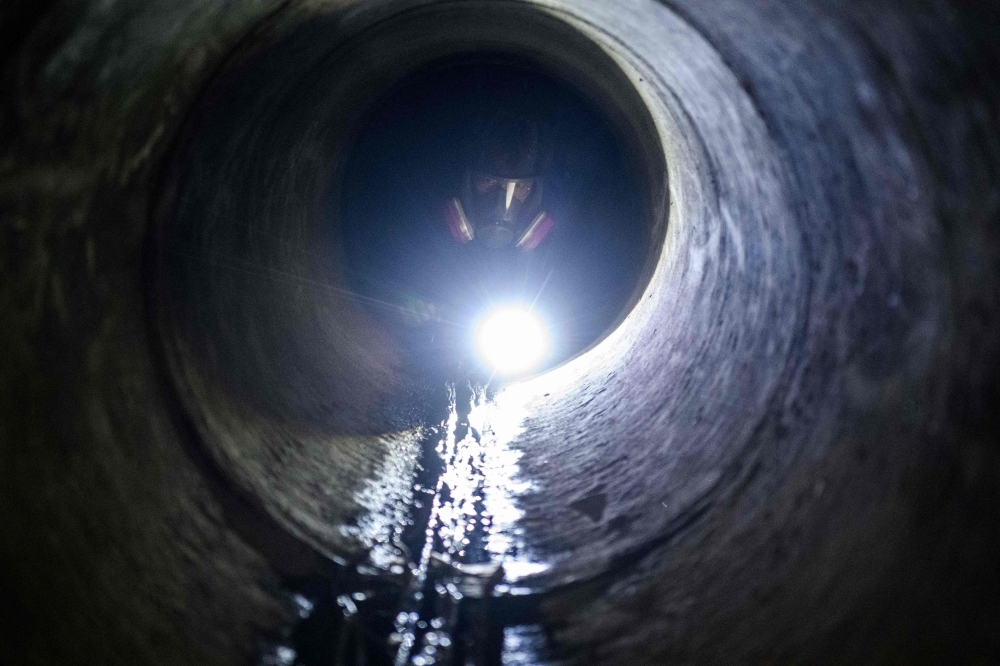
[502,625,558,666]
[339,430,423,570]
[436,383,551,585]
[338,382,552,666]
[466,384,550,584]
[345,382,550,586]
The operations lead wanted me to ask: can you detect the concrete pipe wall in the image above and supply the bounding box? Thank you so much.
[2,0,998,664]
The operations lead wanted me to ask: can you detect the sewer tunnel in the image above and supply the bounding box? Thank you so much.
[1,0,998,664]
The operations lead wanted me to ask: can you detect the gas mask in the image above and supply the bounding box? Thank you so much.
[445,113,555,250]
[463,171,544,245]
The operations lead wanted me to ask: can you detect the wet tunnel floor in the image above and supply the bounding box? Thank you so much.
[259,383,563,666]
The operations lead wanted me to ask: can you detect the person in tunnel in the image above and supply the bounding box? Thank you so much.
[349,103,567,376]
[413,107,566,378]
[443,110,556,252]
[339,66,644,380]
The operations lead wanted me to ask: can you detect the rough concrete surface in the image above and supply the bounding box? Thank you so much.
[1,0,998,664]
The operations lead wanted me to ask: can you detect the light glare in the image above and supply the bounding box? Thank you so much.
[476,307,548,375]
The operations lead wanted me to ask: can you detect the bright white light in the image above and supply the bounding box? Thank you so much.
[475,307,549,376]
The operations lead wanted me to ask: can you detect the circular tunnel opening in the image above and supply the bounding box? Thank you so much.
[338,54,653,382]
[151,0,666,591]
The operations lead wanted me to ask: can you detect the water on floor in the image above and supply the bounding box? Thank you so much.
[259,381,561,666]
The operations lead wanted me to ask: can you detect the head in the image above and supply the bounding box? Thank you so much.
[460,112,549,247]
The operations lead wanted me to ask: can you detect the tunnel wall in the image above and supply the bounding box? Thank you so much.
[515,0,1000,662]
[0,3,300,665]
[1,0,998,665]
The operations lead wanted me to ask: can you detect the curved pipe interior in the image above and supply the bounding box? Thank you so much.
[2,0,998,663]
[154,0,668,568]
